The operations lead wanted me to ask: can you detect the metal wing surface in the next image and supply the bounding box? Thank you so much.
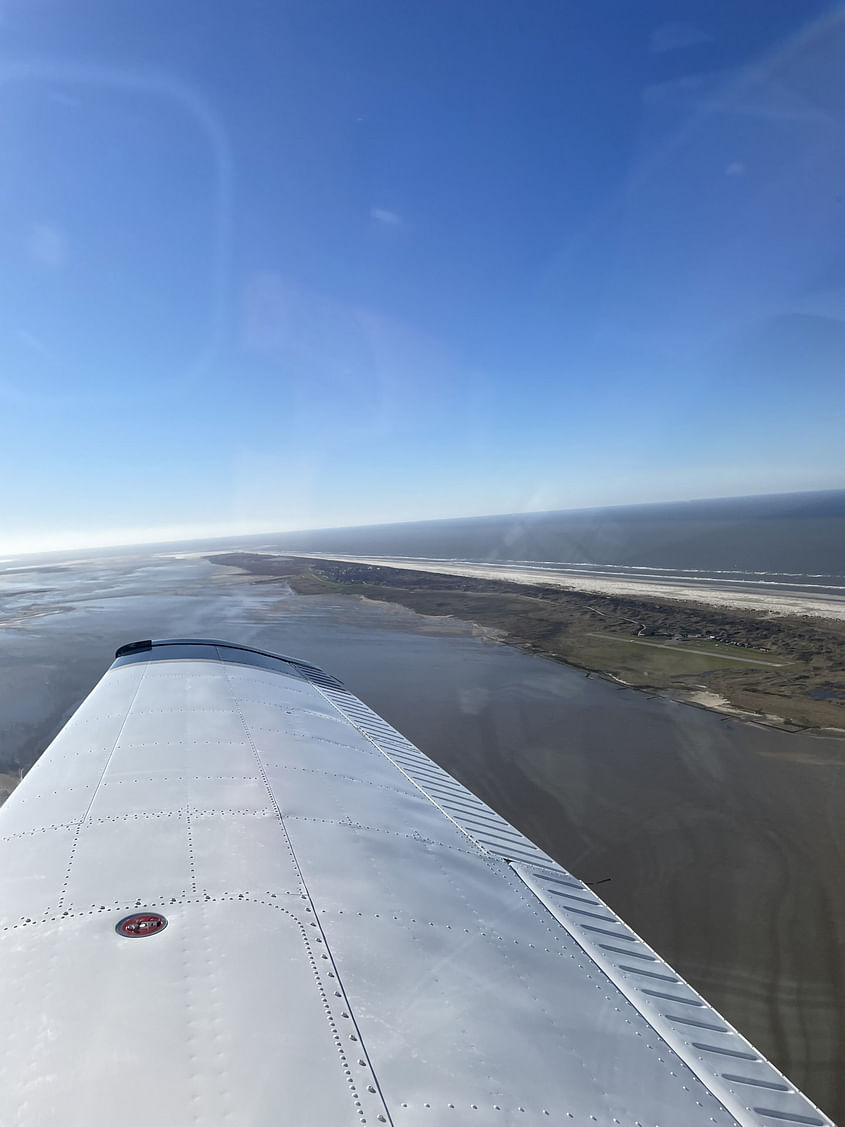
[0,639,832,1127]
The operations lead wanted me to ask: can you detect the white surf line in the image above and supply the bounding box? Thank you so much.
[585,633,789,667]
[281,552,845,619]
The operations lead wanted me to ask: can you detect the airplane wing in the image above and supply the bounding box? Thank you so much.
[0,638,832,1127]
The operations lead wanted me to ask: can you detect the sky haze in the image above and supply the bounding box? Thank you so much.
[0,1,843,551]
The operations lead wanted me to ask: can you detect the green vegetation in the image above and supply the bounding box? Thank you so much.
[208,553,845,733]
[572,634,763,681]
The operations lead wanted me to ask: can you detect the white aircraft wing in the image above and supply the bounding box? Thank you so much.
[0,638,832,1127]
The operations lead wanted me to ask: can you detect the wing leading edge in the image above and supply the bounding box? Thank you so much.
[0,638,831,1127]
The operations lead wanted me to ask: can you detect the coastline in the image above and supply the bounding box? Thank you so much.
[207,552,845,735]
[201,549,845,1115]
[284,551,845,619]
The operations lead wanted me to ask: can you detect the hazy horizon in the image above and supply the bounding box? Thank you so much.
[2,485,843,560]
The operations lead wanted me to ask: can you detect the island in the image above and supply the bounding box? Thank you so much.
[207,552,845,734]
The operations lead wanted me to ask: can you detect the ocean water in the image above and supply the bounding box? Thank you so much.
[0,542,843,1118]
[268,489,845,592]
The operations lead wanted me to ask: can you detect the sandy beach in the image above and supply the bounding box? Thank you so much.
[286,552,845,619]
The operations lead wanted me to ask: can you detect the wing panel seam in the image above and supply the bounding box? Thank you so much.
[218,658,395,1127]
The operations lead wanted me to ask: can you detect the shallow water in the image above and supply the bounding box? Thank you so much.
[0,551,842,1120]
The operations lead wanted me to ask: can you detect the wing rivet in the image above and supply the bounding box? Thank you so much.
[116,912,168,938]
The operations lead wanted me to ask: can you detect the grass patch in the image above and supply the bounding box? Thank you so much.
[564,634,756,682]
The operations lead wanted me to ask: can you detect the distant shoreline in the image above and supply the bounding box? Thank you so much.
[207,552,845,735]
[281,551,845,620]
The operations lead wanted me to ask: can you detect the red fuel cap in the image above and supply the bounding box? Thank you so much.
[116,912,168,938]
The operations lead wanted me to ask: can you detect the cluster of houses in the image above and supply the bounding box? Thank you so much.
[636,627,769,653]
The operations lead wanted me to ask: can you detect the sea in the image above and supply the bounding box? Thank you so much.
[0,491,843,1118]
[266,488,845,598]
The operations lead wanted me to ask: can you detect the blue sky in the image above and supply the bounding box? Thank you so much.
[0,0,843,550]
